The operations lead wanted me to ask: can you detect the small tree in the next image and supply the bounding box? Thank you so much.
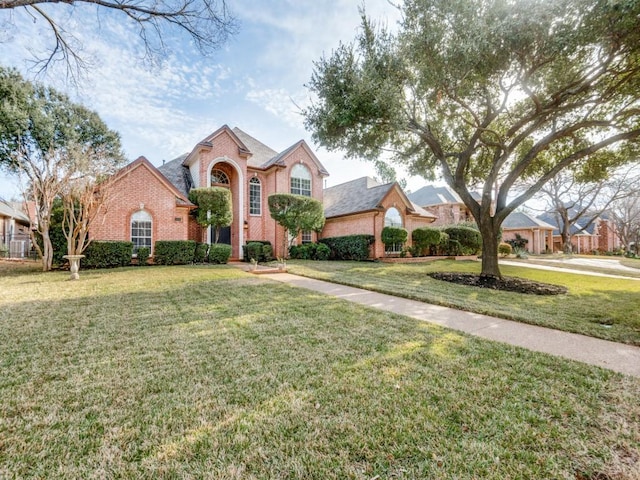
[189,187,233,244]
[268,194,325,258]
[381,226,407,254]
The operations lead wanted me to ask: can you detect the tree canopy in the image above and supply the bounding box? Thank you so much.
[304,0,640,277]
[268,193,325,257]
[189,186,233,243]
[0,66,124,270]
[1,0,237,76]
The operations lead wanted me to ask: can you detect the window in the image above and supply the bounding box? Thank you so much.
[384,207,403,227]
[249,177,261,215]
[290,164,311,196]
[301,230,312,244]
[211,168,230,185]
[131,210,152,254]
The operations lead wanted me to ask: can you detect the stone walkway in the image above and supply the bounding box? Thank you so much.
[259,272,640,378]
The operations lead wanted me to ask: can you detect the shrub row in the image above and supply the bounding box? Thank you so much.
[289,242,330,260]
[83,241,134,268]
[319,234,374,261]
[409,226,481,257]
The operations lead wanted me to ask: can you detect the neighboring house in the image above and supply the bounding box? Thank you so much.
[0,200,31,258]
[322,177,437,258]
[501,212,555,254]
[408,185,478,226]
[91,125,329,259]
[537,210,621,253]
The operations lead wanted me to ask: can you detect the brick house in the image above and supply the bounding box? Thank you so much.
[0,200,31,258]
[322,177,436,258]
[91,125,328,259]
[537,210,621,253]
[501,212,555,254]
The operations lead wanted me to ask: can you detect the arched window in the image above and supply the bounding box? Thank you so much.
[384,207,403,228]
[211,168,230,185]
[131,210,152,254]
[290,164,311,196]
[249,177,261,215]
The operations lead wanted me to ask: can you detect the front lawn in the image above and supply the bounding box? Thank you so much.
[1,265,639,479]
[287,260,640,345]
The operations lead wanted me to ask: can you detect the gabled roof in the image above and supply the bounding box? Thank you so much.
[537,210,599,236]
[502,211,555,230]
[408,184,482,207]
[114,156,193,207]
[324,177,436,220]
[157,154,192,199]
[232,127,279,168]
[182,125,251,167]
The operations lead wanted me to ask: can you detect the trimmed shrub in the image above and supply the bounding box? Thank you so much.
[498,242,512,257]
[246,242,264,262]
[438,232,450,255]
[154,240,196,265]
[315,243,330,260]
[319,234,375,261]
[442,226,482,255]
[243,240,272,262]
[193,243,208,263]
[412,227,443,256]
[136,247,150,266]
[262,244,273,261]
[83,241,133,268]
[209,244,232,264]
[445,239,463,256]
[506,233,528,250]
[381,227,408,254]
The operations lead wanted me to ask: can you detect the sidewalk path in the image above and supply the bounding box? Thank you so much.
[261,272,640,378]
[500,259,640,280]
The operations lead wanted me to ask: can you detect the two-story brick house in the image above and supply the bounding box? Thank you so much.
[91,125,328,259]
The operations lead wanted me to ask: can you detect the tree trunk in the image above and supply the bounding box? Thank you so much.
[478,219,501,279]
[41,228,53,272]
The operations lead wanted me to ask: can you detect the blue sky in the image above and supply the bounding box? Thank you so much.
[0,0,429,200]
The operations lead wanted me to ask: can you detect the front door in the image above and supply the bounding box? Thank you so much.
[212,226,231,245]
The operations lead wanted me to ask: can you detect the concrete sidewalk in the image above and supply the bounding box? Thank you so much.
[261,272,640,378]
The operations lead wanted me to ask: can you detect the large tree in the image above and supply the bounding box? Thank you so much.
[0,67,124,270]
[1,0,237,77]
[188,187,233,244]
[304,0,640,279]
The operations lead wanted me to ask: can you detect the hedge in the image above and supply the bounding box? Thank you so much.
[83,241,133,268]
[442,226,482,255]
[208,244,232,264]
[381,227,408,247]
[136,247,150,266]
[193,242,209,263]
[411,227,443,256]
[289,242,330,261]
[319,234,374,261]
[243,240,273,262]
[154,240,197,265]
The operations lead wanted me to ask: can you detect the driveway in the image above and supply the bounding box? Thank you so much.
[500,257,640,280]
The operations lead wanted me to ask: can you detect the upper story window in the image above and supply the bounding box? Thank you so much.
[211,168,230,185]
[131,210,152,254]
[290,164,312,197]
[249,177,261,215]
[384,207,403,228]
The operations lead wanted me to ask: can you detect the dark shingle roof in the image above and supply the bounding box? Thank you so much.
[232,127,279,168]
[537,210,598,236]
[408,185,462,206]
[324,177,393,218]
[157,154,192,198]
[503,211,554,229]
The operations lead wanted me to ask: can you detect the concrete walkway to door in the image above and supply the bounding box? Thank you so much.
[258,272,640,378]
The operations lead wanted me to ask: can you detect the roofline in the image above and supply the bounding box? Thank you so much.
[325,207,384,220]
[182,125,251,167]
[276,140,330,177]
[113,157,194,206]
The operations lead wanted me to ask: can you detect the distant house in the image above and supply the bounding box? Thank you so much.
[323,177,436,258]
[408,185,477,226]
[537,210,621,253]
[91,125,329,259]
[0,200,31,258]
[501,212,555,254]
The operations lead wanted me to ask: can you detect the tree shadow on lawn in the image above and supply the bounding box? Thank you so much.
[1,277,639,479]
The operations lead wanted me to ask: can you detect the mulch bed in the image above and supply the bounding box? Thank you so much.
[429,272,568,295]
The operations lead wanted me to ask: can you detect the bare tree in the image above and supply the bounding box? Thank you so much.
[1,0,237,77]
[535,169,633,253]
[608,179,640,254]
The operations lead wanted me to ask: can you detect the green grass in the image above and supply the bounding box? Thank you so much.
[1,264,639,478]
[287,260,640,345]
[505,256,640,279]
